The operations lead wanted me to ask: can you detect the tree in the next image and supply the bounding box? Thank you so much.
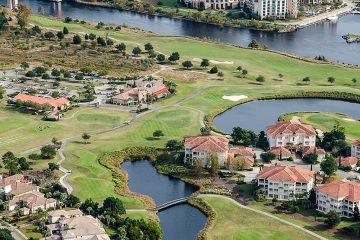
[41,145,57,159]
[209,153,219,176]
[66,194,81,207]
[51,69,61,77]
[16,4,32,29]
[352,78,357,84]
[248,39,260,48]
[63,71,71,78]
[308,188,317,205]
[0,12,8,30]
[192,157,203,174]
[303,76,310,82]
[353,204,360,221]
[132,46,142,56]
[153,130,164,139]
[182,60,193,69]
[209,66,218,74]
[38,6,45,15]
[73,35,82,44]
[80,198,99,216]
[236,66,242,71]
[0,229,15,240]
[115,43,126,53]
[44,31,55,40]
[242,69,248,76]
[256,75,265,82]
[278,73,283,78]
[20,62,29,70]
[328,76,335,83]
[48,163,59,171]
[88,33,96,40]
[200,127,211,136]
[231,127,257,146]
[56,31,64,40]
[18,157,29,171]
[82,133,91,143]
[63,26,69,34]
[324,210,340,228]
[144,43,153,52]
[25,71,36,78]
[302,153,318,165]
[256,131,269,150]
[102,197,125,217]
[201,59,210,68]
[156,54,165,62]
[320,154,338,176]
[168,52,180,63]
[165,140,183,152]
[2,152,19,175]
[260,152,276,163]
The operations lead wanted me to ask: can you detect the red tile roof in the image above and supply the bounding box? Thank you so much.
[270,147,292,157]
[337,156,358,167]
[256,165,314,183]
[266,119,316,137]
[229,147,254,157]
[352,139,360,147]
[14,94,70,108]
[184,136,229,153]
[139,81,169,96]
[317,180,360,201]
[302,146,326,156]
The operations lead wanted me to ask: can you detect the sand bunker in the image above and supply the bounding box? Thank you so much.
[343,118,357,122]
[222,95,248,101]
[193,58,234,65]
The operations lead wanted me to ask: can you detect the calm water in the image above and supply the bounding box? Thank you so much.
[2,0,360,65]
[122,160,207,240]
[213,98,360,133]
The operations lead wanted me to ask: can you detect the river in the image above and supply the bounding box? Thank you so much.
[213,98,360,133]
[122,160,207,240]
[2,0,360,65]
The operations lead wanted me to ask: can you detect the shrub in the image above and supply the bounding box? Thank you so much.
[73,35,82,44]
[209,66,218,74]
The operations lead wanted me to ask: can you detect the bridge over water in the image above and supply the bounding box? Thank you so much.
[147,197,190,212]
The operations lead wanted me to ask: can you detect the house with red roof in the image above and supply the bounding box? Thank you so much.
[184,135,229,167]
[112,80,169,106]
[227,147,255,170]
[13,93,70,111]
[337,156,359,170]
[266,119,317,149]
[351,139,360,159]
[316,180,360,218]
[302,146,326,162]
[269,147,292,160]
[256,165,314,200]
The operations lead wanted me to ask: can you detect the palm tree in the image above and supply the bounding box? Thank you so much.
[86,206,93,215]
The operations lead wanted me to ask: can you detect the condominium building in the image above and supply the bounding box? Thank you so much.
[351,139,360,159]
[266,119,317,149]
[256,165,315,200]
[184,135,229,167]
[316,180,360,218]
[246,0,298,19]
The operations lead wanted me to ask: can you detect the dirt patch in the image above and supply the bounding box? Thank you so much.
[157,69,208,82]
[192,58,234,65]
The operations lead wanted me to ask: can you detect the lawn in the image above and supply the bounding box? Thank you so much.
[202,196,318,240]
[282,112,360,140]
[19,224,43,240]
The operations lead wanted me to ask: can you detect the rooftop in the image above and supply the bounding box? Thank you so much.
[256,165,314,183]
[266,119,316,137]
[13,93,70,108]
[338,156,358,167]
[317,180,360,201]
[185,135,229,153]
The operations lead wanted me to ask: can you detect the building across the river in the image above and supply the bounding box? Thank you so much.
[181,0,245,10]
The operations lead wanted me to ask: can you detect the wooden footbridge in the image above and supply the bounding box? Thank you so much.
[147,197,190,212]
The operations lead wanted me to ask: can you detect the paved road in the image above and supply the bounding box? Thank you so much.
[198,194,327,240]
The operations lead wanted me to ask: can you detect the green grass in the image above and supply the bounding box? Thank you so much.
[19,224,43,240]
[203,196,318,240]
[283,112,360,140]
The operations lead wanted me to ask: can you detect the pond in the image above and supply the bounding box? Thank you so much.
[213,98,360,133]
[2,0,360,65]
[121,160,207,240]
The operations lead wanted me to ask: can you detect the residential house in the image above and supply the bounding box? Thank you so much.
[246,0,298,20]
[13,93,70,111]
[269,146,292,160]
[351,139,360,159]
[46,211,110,240]
[266,119,317,149]
[112,80,169,106]
[337,156,359,170]
[0,174,38,196]
[227,147,255,169]
[256,165,315,200]
[316,180,360,218]
[48,209,84,224]
[8,192,56,215]
[184,135,229,167]
[302,146,326,162]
